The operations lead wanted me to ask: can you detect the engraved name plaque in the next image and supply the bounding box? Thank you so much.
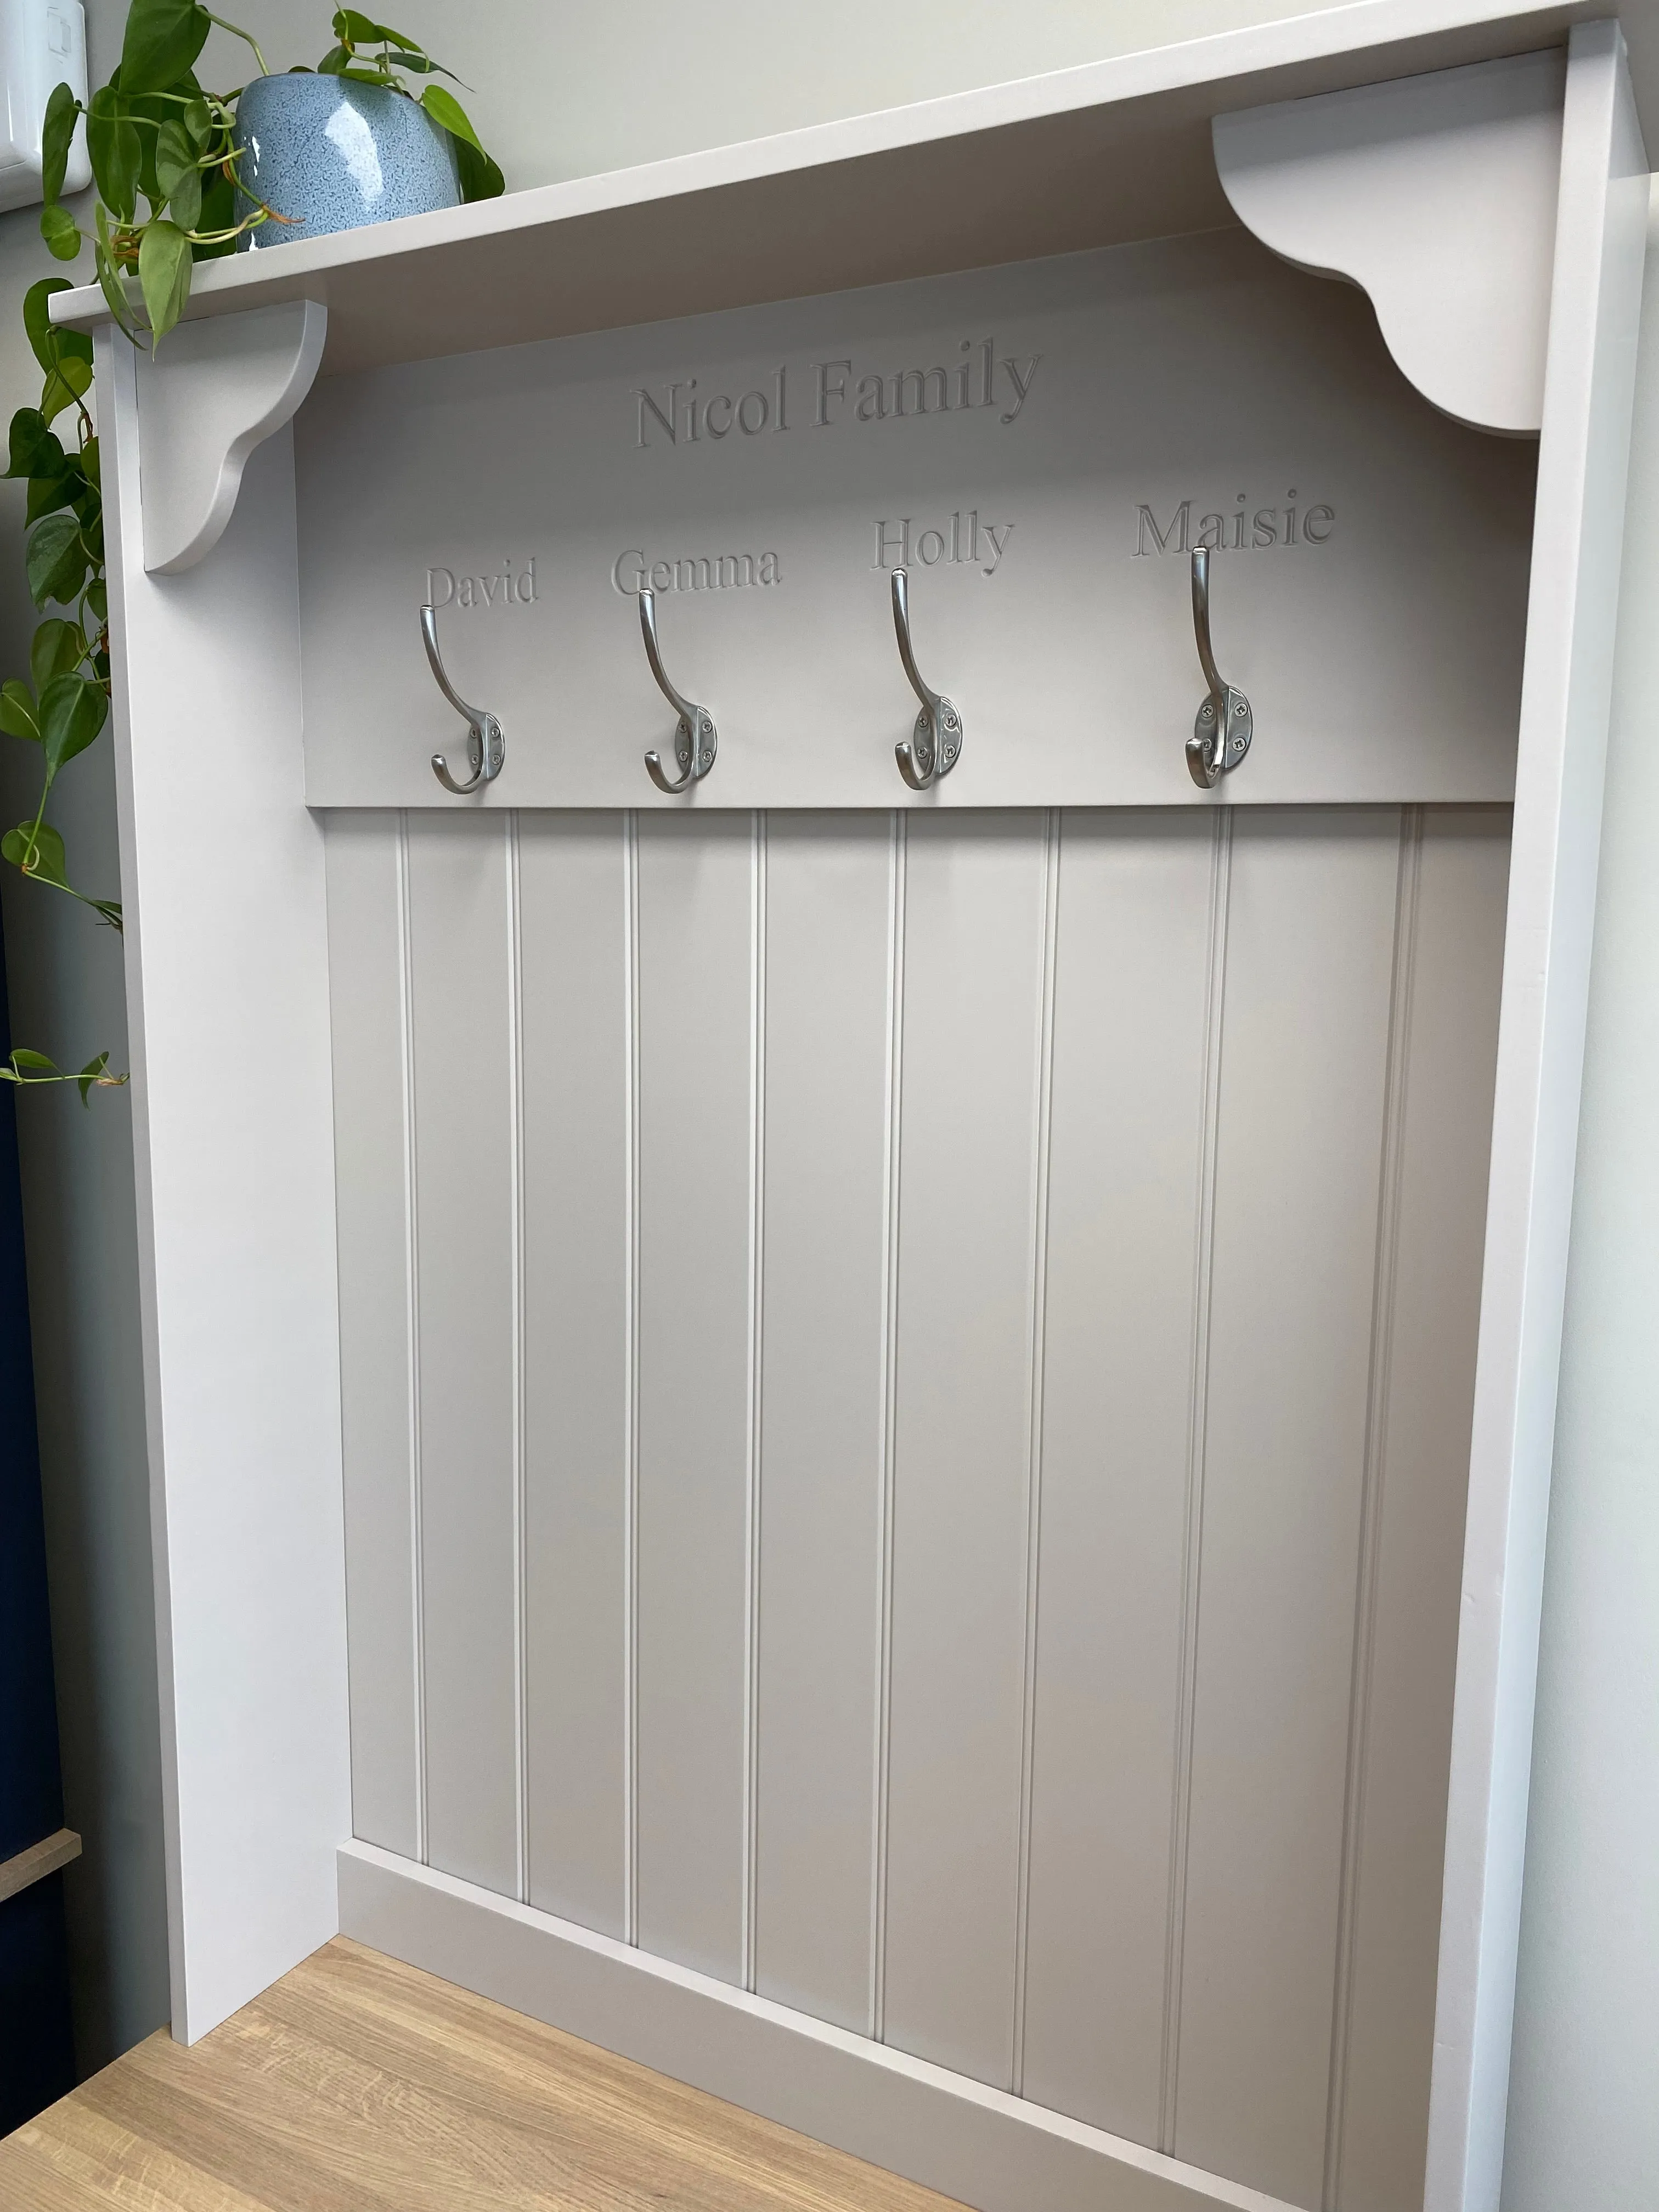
[295,229,1534,808]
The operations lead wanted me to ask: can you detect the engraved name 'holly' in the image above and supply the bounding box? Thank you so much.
[1133,494,1335,556]
[873,512,1014,578]
[634,340,1042,448]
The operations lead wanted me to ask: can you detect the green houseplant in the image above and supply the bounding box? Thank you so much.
[0,3,500,1094]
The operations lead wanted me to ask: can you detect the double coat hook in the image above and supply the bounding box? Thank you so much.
[421,604,505,795]
[638,589,718,793]
[891,568,963,791]
[1186,549,1252,788]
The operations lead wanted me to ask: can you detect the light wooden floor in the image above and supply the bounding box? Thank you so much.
[0,1936,964,2211]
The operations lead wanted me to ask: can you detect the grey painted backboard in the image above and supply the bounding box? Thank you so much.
[295,229,1534,809]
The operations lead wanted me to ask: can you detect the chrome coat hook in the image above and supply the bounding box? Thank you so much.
[638,589,717,793]
[1187,549,1252,789]
[891,568,962,791]
[421,604,505,795]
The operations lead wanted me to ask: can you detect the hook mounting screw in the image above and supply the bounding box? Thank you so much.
[421,603,505,796]
[890,568,962,791]
[1186,548,1252,789]
[637,589,718,794]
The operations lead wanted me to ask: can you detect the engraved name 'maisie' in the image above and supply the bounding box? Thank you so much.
[1133,494,1335,557]
[634,339,1042,449]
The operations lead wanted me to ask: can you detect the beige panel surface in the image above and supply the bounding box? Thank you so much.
[326,800,1513,2207]
[326,814,420,1860]
[520,816,631,1938]
[406,813,522,1898]
[754,816,895,2030]
[295,233,1534,812]
[1332,809,1510,2212]
[1172,808,1402,2208]
[1019,810,1222,2145]
[881,812,1049,2089]
[634,811,757,1982]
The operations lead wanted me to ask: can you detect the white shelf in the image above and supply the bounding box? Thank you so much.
[51,0,1613,378]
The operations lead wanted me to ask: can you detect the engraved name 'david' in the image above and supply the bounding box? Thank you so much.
[633,338,1043,448]
[426,558,539,609]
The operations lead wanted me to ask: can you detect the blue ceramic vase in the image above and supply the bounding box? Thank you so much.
[233,73,460,250]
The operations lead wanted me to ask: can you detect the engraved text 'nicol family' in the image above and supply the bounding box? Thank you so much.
[634,340,1042,447]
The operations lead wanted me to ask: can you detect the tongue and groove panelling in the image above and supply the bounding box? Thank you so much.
[325,803,1506,2210]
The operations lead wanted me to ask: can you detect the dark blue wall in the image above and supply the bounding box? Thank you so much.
[0,916,76,2132]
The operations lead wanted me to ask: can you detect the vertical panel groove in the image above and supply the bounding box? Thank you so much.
[623,809,641,1946]
[508,811,528,1904]
[1322,805,1424,2210]
[870,811,906,2044]
[1012,808,1062,2096]
[1160,806,1233,2149]
[396,808,428,1867]
[743,812,769,1993]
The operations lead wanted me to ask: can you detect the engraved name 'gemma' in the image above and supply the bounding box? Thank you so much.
[634,338,1042,448]
[1133,493,1334,556]
[426,559,539,608]
[612,547,782,595]
[873,512,1014,579]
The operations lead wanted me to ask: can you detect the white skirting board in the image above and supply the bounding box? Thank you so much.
[338,1839,1297,2212]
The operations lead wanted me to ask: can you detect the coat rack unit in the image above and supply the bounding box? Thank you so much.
[64,10,1647,2212]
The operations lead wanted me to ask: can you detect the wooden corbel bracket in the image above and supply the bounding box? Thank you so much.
[136,298,328,573]
[1214,48,1566,437]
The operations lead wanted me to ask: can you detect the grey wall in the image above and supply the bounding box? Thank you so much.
[2,10,1650,2197]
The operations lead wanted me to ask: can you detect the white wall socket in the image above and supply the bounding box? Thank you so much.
[0,0,88,213]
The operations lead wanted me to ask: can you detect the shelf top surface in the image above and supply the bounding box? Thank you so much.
[53,0,1628,378]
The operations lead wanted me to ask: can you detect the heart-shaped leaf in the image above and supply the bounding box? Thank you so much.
[26,512,86,607]
[120,0,211,97]
[7,409,63,480]
[0,681,41,743]
[138,218,193,343]
[40,352,93,426]
[3,820,69,887]
[39,671,108,778]
[31,618,83,695]
[87,88,143,220]
[41,199,82,259]
[42,81,80,201]
[24,279,86,373]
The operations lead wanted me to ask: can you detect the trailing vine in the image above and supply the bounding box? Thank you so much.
[1,3,499,1097]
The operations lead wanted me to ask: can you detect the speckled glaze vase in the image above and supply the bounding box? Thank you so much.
[233,73,460,250]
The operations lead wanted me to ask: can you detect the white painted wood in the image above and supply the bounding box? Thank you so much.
[1427,26,1649,2212]
[881,814,1048,2088]
[99,330,348,2043]
[518,814,631,1938]
[633,812,755,1981]
[1173,809,1402,2207]
[1331,809,1510,2212]
[325,813,420,1860]
[1018,810,1220,2147]
[338,1838,1304,2212]
[404,814,520,1897]
[292,232,1534,812]
[1214,52,1564,434]
[752,815,893,2030]
[136,300,325,574]
[86,16,1650,2207]
[48,5,1646,379]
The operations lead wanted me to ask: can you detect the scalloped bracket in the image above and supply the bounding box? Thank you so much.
[1213,50,1565,437]
[136,300,328,573]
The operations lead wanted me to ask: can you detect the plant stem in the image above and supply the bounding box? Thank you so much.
[206,12,269,77]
